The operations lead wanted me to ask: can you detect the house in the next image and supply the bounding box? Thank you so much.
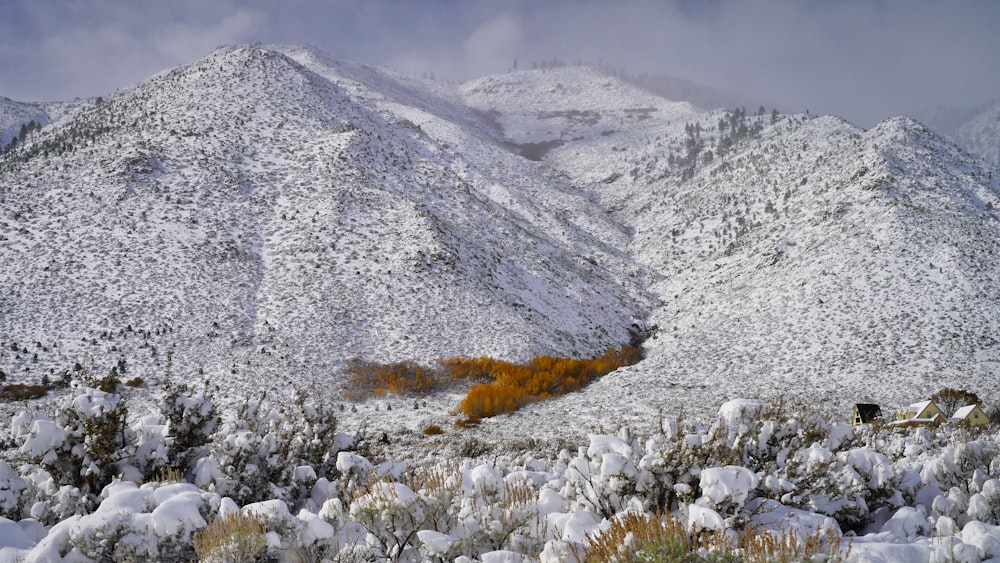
[892,400,945,427]
[852,403,883,426]
[949,404,991,426]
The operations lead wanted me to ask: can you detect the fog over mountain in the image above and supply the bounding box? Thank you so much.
[3,1,1000,127]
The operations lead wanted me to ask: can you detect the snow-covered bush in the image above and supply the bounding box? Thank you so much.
[348,481,433,561]
[696,465,760,529]
[0,460,28,520]
[11,384,131,498]
[451,468,543,556]
[161,382,219,476]
[5,393,1000,560]
[202,389,348,504]
[637,420,724,512]
[131,414,169,480]
[19,479,222,561]
[721,398,831,472]
[563,433,644,519]
[968,479,1000,525]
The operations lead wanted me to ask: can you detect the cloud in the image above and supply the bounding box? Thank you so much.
[1,0,998,127]
[462,16,523,74]
[149,8,265,63]
[0,1,263,101]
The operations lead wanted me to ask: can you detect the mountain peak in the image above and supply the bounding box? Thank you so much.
[1,45,999,423]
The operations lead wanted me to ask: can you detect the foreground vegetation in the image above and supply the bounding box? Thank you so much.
[2,380,1000,561]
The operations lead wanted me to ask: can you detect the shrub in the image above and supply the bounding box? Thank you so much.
[457,345,642,419]
[89,373,121,393]
[205,388,344,504]
[161,383,219,475]
[12,385,130,493]
[124,377,144,387]
[0,384,48,401]
[193,512,267,563]
[422,424,445,436]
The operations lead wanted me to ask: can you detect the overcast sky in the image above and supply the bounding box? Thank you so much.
[2,0,998,127]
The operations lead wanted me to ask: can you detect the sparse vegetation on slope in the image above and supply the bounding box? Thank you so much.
[0,383,47,401]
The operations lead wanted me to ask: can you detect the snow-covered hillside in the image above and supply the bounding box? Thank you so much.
[0,46,650,403]
[452,66,1000,432]
[0,98,47,148]
[951,100,1000,167]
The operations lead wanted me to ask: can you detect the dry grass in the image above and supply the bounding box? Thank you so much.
[151,466,184,484]
[193,512,268,563]
[580,511,851,563]
[735,524,851,563]
[579,511,697,562]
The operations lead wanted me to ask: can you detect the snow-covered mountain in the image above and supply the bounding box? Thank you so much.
[0,98,47,148]
[457,68,1000,430]
[2,44,999,427]
[917,99,1000,167]
[0,45,650,399]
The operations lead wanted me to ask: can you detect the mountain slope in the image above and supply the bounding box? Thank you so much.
[455,68,1000,432]
[0,46,650,398]
[630,116,1000,406]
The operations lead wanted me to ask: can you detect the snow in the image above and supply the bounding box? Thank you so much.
[549,508,599,543]
[699,466,759,508]
[688,504,725,533]
[951,405,978,419]
[150,487,209,538]
[416,529,453,556]
[481,550,528,563]
[881,506,931,542]
[336,451,374,475]
[0,517,32,549]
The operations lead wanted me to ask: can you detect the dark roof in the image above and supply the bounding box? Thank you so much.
[854,403,882,422]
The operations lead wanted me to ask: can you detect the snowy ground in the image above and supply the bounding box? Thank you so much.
[4,386,1000,561]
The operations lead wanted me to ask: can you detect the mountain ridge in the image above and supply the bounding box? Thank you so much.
[2,44,999,428]
[0,45,651,403]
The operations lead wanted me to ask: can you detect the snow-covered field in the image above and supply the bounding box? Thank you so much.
[2,44,1000,560]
